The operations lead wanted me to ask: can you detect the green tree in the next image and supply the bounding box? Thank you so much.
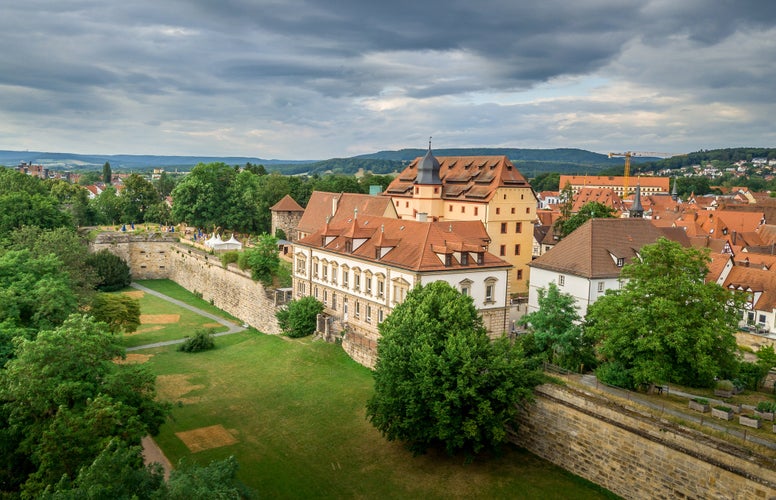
[5,226,98,304]
[276,296,324,338]
[243,234,280,285]
[154,170,176,198]
[586,238,741,388]
[520,283,596,371]
[366,281,539,456]
[102,162,112,185]
[0,249,78,333]
[0,192,72,236]
[0,315,169,496]
[555,201,616,238]
[121,174,160,223]
[89,293,141,334]
[530,172,561,192]
[165,455,254,499]
[171,162,237,229]
[86,250,132,292]
[91,186,124,225]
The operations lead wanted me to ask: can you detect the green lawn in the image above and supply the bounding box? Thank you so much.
[118,280,239,348]
[141,331,615,499]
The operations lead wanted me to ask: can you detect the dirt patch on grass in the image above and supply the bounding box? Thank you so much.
[202,322,222,329]
[176,425,238,453]
[126,325,164,336]
[115,353,153,364]
[156,374,205,404]
[123,290,145,299]
[140,314,180,324]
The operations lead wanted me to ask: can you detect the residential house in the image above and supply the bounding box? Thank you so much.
[527,218,689,317]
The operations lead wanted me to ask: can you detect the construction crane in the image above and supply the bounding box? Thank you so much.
[607,151,673,197]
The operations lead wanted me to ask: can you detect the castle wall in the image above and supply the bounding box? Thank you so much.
[90,233,281,335]
[512,384,776,499]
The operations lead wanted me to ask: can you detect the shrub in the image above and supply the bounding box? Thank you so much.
[714,405,732,412]
[85,249,132,291]
[276,296,323,338]
[736,361,770,390]
[715,379,734,391]
[220,251,240,268]
[693,397,709,405]
[756,401,776,413]
[178,329,216,353]
[595,361,633,389]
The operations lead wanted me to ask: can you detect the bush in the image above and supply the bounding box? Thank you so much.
[86,249,132,291]
[595,361,633,389]
[756,401,776,413]
[715,379,734,391]
[693,397,709,405]
[736,361,770,390]
[714,405,732,412]
[178,329,216,353]
[220,251,240,268]
[276,296,323,338]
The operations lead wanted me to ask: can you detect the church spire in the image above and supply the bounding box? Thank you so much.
[415,137,441,185]
[630,181,644,218]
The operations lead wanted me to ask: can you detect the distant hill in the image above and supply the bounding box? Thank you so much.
[0,150,313,171]
[0,147,663,177]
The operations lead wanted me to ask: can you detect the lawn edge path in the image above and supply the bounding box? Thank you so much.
[126,282,247,351]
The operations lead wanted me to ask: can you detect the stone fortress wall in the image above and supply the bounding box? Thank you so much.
[512,383,776,499]
[90,232,282,335]
[92,233,776,499]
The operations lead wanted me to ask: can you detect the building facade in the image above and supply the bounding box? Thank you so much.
[292,214,512,367]
[383,147,537,295]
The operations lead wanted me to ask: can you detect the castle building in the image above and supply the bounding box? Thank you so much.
[383,145,537,295]
[559,175,670,198]
[292,213,511,367]
[270,194,305,242]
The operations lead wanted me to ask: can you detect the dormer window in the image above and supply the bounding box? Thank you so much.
[477,252,484,265]
[616,258,624,267]
[445,254,453,267]
[461,253,469,266]
[345,240,352,253]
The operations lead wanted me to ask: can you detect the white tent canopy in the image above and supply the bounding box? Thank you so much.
[204,233,242,251]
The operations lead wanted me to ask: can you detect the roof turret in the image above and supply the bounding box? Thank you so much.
[415,138,441,185]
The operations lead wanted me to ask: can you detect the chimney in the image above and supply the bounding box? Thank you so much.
[732,230,737,245]
[331,196,338,217]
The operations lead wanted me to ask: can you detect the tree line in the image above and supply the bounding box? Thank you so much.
[0,168,253,497]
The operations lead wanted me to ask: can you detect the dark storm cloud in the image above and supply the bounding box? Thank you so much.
[1,1,775,157]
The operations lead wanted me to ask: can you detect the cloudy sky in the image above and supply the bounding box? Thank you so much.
[2,1,776,160]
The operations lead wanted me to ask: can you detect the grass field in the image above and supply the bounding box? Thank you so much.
[118,280,239,348]
[132,280,616,498]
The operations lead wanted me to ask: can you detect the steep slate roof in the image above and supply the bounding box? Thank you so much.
[297,215,510,273]
[296,191,397,236]
[270,194,304,212]
[529,218,686,279]
[384,155,531,202]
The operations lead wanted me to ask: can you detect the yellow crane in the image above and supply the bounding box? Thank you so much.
[608,151,673,197]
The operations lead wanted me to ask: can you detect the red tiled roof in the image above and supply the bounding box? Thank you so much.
[384,155,530,202]
[529,218,687,279]
[296,191,396,236]
[270,194,304,212]
[297,216,510,273]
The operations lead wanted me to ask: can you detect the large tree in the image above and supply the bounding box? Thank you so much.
[366,281,539,456]
[519,282,596,371]
[121,173,161,223]
[586,238,742,388]
[171,162,237,230]
[0,315,169,496]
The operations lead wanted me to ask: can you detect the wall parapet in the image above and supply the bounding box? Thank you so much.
[512,383,776,499]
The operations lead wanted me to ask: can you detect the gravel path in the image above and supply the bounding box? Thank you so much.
[127,282,247,351]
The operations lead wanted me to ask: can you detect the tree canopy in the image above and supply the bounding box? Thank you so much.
[586,238,741,388]
[554,201,617,239]
[519,282,596,371]
[366,281,539,456]
[0,315,169,496]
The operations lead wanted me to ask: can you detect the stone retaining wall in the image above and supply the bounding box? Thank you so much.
[512,383,776,499]
[90,232,281,334]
